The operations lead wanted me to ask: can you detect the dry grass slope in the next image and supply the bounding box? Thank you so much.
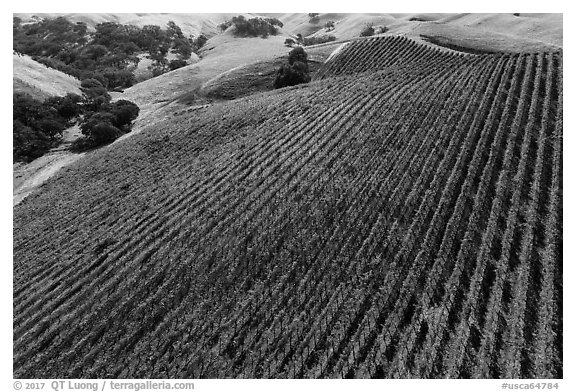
[13,53,82,100]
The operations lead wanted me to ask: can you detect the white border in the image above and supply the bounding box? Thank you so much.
[3,2,571,391]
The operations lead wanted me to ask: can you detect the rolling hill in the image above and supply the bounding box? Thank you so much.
[13,36,562,379]
[15,13,562,47]
[272,13,561,49]
[15,13,230,38]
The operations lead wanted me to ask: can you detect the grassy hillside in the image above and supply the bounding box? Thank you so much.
[111,13,562,115]
[13,53,82,100]
[436,13,562,47]
[271,13,562,49]
[389,22,561,54]
[197,43,336,102]
[113,32,294,115]
[274,13,398,39]
[132,52,201,83]
[14,37,562,378]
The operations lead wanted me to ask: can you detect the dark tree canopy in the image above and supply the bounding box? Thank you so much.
[274,47,311,89]
[302,35,336,46]
[13,92,77,162]
[79,111,117,136]
[110,100,140,129]
[360,24,375,37]
[13,16,195,87]
[225,16,281,38]
[169,59,188,71]
[13,16,147,160]
[89,122,121,145]
[288,46,308,66]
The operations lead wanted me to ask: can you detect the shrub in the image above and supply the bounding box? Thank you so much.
[80,78,104,89]
[292,61,309,75]
[13,92,73,162]
[172,37,193,59]
[265,18,284,28]
[360,24,375,37]
[13,93,46,126]
[77,111,121,150]
[227,16,280,38]
[101,68,136,90]
[151,66,167,77]
[87,95,112,112]
[77,99,139,149]
[376,26,389,34]
[288,46,308,65]
[13,120,52,162]
[80,78,111,109]
[284,38,296,47]
[193,34,208,50]
[302,35,336,46]
[37,118,68,139]
[274,47,311,89]
[91,73,110,88]
[409,16,430,22]
[45,93,83,119]
[90,122,121,145]
[169,59,188,70]
[71,122,121,151]
[110,100,140,129]
[219,20,232,32]
[273,63,311,89]
[69,136,95,152]
[325,21,335,31]
[81,84,111,101]
[79,111,116,136]
[308,14,320,24]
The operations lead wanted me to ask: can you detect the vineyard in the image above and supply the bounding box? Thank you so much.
[13,36,562,378]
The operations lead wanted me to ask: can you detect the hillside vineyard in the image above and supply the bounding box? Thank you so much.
[13,37,562,378]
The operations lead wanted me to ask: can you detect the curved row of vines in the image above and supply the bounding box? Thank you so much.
[14,37,562,379]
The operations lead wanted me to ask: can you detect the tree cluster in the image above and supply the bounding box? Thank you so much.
[308,13,320,24]
[219,16,283,38]
[72,79,140,151]
[273,47,311,89]
[13,92,81,162]
[13,78,140,162]
[285,34,336,47]
[13,17,203,90]
[302,35,337,46]
[359,24,388,37]
[360,24,375,37]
